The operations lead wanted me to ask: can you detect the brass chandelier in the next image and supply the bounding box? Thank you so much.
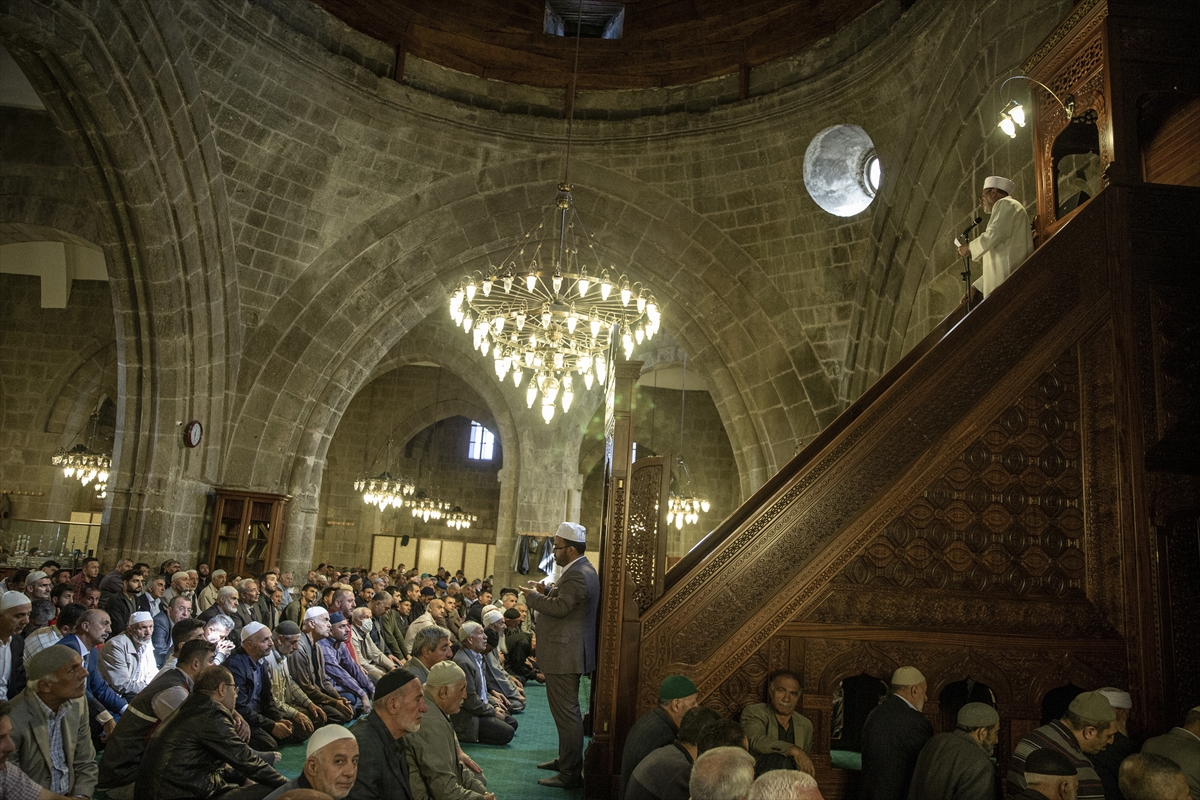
[666,353,709,529]
[448,1,661,423]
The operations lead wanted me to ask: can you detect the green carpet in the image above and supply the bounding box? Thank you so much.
[276,678,590,799]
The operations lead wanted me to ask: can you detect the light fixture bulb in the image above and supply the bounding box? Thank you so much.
[503,276,513,293]
[577,275,589,296]
[541,399,555,424]
[482,279,492,297]
[999,115,1017,138]
[552,273,563,293]
[526,274,537,291]
[465,283,476,301]
[620,280,632,307]
[527,383,537,408]
[583,371,594,390]
[512,366,523,387]
[600,278,612,301]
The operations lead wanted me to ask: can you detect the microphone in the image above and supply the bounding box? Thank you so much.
[960,217,983,238]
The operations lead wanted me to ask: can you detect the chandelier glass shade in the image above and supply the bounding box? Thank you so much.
[444,505,478,531]
[354,472,415,511]
[409,491,451,523]
[52,444,111,499]
[449,185,661,424]
[667,491,710,530]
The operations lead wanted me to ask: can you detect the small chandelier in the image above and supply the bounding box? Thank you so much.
[996,76,1073,138]
[410,491,450,523]
[354,440,415,511]
[667,354,709,529]
[448,7,661,425]
[52,406,112,498]
[444,506,477,531]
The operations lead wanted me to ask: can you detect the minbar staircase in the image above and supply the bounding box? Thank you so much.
[584,182,1200,799]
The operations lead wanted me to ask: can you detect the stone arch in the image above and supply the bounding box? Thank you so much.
[841,0,1070,403]
[42,341,118,437]
[230,157,835,517]
[1,0,241,562]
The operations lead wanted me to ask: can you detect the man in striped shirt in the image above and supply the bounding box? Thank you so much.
[1008,691,1117,800]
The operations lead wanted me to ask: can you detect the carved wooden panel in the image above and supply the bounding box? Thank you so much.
[836,351,1085,599]
[626,459,665,613]
[1149,286,1200,460]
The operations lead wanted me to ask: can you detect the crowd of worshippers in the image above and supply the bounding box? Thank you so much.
[0,557,542,799]
[614,667,1198,800]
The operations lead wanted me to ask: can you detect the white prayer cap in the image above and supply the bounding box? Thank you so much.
[218,586,238,598]
[891,666,926,686]
[304,606,329,622]
[171,571,189,585]
[0,591,31,612]
[240,621,268,642]
[482,609,503,626]
[305,724,356,759]
[458,621,482,642]
[1097,687,1132,710]
[25,571,48,584]
[426,660,466,688]
[555,521,586,543]
[129,611,153,625]
[983,176,1016,195]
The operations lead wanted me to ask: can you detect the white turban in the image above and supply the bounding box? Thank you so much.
[556,521,586,543]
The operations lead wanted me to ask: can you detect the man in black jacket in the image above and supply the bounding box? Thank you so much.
[860,666,934,800]
[227,622,314,750]
[136,664,287,800]
[102,570,143,636]
[347,667,426,800]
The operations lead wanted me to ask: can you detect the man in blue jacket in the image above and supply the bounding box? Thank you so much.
[59,607,126,744]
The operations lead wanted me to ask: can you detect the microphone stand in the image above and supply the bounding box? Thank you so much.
[959,218,981,312]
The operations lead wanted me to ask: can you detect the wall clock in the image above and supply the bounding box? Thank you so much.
[184,420,203,448]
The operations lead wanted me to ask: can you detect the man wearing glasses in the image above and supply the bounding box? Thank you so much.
[522,522,600,790]
[135,665,287,799]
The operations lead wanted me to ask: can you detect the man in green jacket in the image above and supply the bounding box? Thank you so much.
[741,670,815,774]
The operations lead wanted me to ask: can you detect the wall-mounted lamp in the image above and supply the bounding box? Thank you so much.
[997,76,1075,138]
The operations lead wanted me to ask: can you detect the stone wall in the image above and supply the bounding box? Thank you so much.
[0,0,1074,574]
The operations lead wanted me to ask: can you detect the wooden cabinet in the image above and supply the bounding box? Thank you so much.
[207,489,289,577]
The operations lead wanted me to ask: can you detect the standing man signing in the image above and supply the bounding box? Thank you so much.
[860,666,934,800]
[956,175,1034,300]
[522,521,600,791]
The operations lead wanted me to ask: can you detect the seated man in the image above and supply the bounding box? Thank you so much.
[0,591,30,701]
[228,622,312,750]
[349,607,393,681]
[688,747,755,800]
[742,670,815,774]
[199,586,244,642]
[98,639,217,799]
[156,617,207,674]
[405,598,447,653]
[626,706,721,800]
[288,607,354,724]
[265,621,327,736]
[1010,748,1078,800]
[8,645,96,797]
[152,594,193,667]
[407,626,453,684]
[366,589,406,666]
[502,608,539,684]
[480,609,524,713]
[24,601,80,665]
[405,661,492,800]
[20,599,58,656]
[1141,704,1200,800]
[265,726,359,800]
[59,608,126,741]
[0,696,76,800]
[451,623,516,746]
[1118,752,1190,800]
[98,611,158,702]
[136,665,287,800]
[203,613,237,664]
[621,675,699,797]
[1009,691,1116,800]
[348,668,425,800]
[318,613,374,716]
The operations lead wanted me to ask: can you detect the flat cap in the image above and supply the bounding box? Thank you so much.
[1068,691,1116,724]
[426,661,466,688]
[1024,748,1077,776]
[420,587,436,597]
[659,675,698,701]
[27,644,80,682]
[957,702,999,728]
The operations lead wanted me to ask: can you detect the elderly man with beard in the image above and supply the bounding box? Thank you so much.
[289,607,354,724]
[742,670,815,775]
[348,668,426,800]
[136,665,287,800]
[480,609,524,714]
[97,639,217,799]
[265,621,328,733]
[265,726,359,800]
[197,569,228,612]
[201,585,245,640]
[405,661,493,800]
[906,702,1000,800]
[98,611,158,703]
[8,645,96,797]
[0,592,30,702]
[319,613,374,716]
[860,666,934,800]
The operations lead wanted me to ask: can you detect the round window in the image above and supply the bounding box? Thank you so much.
[803,124,881,217]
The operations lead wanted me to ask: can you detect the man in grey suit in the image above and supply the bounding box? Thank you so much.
[523,521,600,790]
[1142,705,1200,800]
